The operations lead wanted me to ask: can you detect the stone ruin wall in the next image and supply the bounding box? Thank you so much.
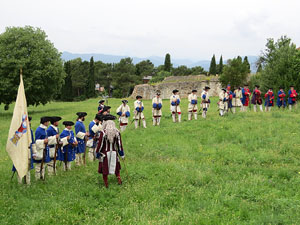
[130,75,222,99]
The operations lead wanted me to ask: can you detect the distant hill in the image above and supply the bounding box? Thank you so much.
[61,51,259,72]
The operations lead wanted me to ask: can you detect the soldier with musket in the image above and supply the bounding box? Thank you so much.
[116,100,131,131]
[218,88,228,116]
[277,87,286,109]
[95,115,125,188]
[152,91,162,126]
[251,85,263,112]
[264,87,274,112]
[75,112,88,166]
[232,87,243,113]
[201,86,210,118]
[188,89,198,120]
[33,116,51,180]
[170,89,181,122]
[46,116,62,175]
[134,96,146,128]
[60,121,78,171]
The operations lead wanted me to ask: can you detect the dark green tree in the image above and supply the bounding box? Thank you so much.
[164,53,172,72]
[190,66,206,75]
[136,60,155,77]
[85,56,96,98]
[219,57,249,88]
[259,36,300,92]
[209,54,217,75]
[243,56,251,73]
[172,65,191,76]
[61,61,73,101]
[256,63,262,73]
[217,55,224,74]
[0,26,65,109]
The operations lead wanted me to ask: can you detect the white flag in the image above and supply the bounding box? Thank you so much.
[6,72,31,179]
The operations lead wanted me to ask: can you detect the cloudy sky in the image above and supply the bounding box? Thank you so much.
[1,0,299,61]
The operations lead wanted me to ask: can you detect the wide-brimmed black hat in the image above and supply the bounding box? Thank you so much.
[50,116,62,124]
[172,89,179,94]
[122,100,128,104]
[102,114,116,121]
[28,116,32,122]
[269,87,273,90]
[204,86,210,90]
[76,112,87,118]
[136,95,143,99]
[255,85,260,88]
[98,99,105,104]
[100,106,111,114]
[222,88,226,92]
[290,85,295,88]
[95,114,103,121]
[63,121,74,126]
[192,89,197,92]
[40,117,51,124]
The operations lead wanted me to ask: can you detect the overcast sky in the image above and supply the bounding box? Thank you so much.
[1,0,299,61]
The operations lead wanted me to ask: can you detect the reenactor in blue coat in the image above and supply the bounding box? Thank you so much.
[87,114,102,161]
[33,116,51,180]
[75,112,88,166]
[12,116,34,184]
[288,85,298,110]
[98,100,105,113]
[60,121,78,171]
[277,87,286,109]
[46,116,61,175]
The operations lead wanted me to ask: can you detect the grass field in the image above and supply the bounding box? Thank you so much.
[1,97,300,224]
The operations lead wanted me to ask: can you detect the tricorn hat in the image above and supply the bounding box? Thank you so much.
[136,95,143,99]
[172,89,179,94]
[62,121,74,126]
[76,112,87,118]
[255,85,260,88]
[40,116,51,124]
[100,106,111,114]
[102,114,116,121]
[222,88,226,92]
[192,89,197,92]
[95,114,103,121]
[50,116,62,124]
[98,99,105,104]
[122,100,128,104]
[204,86,210,90]
[290,85,295,88]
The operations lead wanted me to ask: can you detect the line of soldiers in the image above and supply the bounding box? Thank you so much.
[13,111,125,188]
[218,84,298,116]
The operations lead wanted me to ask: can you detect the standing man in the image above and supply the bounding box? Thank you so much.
[152,91,162,126]
[201,86,210,118]
[95,116,124,188]
[251,85,263,112]
[218,88,228,116]
[12,116,35,184]
[233,87,243,113]
[46,116,62,176]
[226,85,233,113]
[60,121,78,171]
[188,90,198,120]
[75,112,88,166]
[33,116,51,180]
[116,100,130,132]
[288,85,298,110]
[98,100,105,113]
[264,88,274,112]
[170,89,181,122]
[241,84,251,112]
[277,87,286,109]
[134,96,146,129]
[87,114,102,161]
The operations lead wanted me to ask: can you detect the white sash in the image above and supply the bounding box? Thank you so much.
[107,142,117,175]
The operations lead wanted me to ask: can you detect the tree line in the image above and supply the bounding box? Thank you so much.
[0,26,299,110]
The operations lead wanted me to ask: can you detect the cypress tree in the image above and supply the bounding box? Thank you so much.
[85,56,96,98]
[61,61,73,101]
[209,54,217,75]
[218,55,224,74]
[164,53,171,72]
[243,56,251,73]
[256,63,262,73]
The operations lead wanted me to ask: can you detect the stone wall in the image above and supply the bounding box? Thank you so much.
[130,75,222,99]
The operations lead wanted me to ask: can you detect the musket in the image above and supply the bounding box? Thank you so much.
[83,135,87,165]
[53,136,59,175]
[40,143,47,180]
[11,171,16,181]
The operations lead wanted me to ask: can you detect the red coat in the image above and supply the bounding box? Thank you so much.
[95,130,124,176]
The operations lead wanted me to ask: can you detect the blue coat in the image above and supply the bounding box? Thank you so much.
[288,89,297,105]
[60,129,76,162]
[12,128,34,172]
[88,121,98,148]
[75,120,86,154]
[47,125,62,160]
[34,126,51,163]
[277,90,286,107]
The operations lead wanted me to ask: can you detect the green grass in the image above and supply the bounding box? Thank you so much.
[1,98,300,224]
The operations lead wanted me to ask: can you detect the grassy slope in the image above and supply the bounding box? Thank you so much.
[1,97,300,225]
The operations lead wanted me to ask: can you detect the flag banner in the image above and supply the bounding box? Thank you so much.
[6,72,31,179]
